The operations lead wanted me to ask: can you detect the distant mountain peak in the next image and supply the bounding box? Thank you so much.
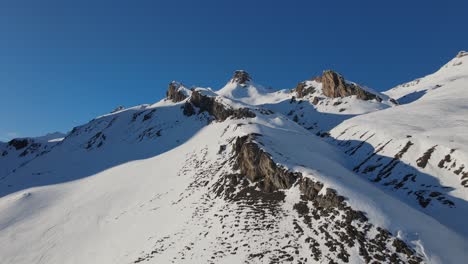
[230,70,252,86]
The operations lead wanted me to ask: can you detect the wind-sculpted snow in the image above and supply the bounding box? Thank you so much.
[1,54,468,263]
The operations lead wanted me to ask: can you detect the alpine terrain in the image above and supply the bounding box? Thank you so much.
[1,51,467,264]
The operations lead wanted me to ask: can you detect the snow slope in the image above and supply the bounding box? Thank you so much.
[329,51,468,239]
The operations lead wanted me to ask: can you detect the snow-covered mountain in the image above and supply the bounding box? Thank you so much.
[1,52,467,264]
[327,51,468,243]
[0,132,65,178]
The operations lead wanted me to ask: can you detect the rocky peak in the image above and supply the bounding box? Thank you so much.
[456,50,468,58]
[166,81,188,103]
[184,90,256,121]
[230,70,252,86]
[321,70,382,102]
[294,81,316,98]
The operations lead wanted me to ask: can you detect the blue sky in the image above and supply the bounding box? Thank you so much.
[0,0,467,141]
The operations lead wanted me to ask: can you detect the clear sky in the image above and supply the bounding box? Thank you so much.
[0,0,467,141]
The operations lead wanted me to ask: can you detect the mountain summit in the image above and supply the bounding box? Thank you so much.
[230,70,252,85]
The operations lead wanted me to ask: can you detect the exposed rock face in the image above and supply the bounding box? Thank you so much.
[187,91,256,121]
[321,70,382,101]
[182,102,195,116]
[230,70,251,85]
[166,81,188,103]
[234,134,298,192]
[229,133,423,263]
[312,97,320,105]
[294,81,316,98]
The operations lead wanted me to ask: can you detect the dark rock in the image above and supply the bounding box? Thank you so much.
[8,138,29,150]
[218,145,226,154]
[189,91,256,121]
[298,177,346,210]
[85,132,106,149]
[230,70,251,85]
[312,97,320,105]
[294,82,316,98]
[19,142,42,157]
[233,134,298,192]
[182,102,195,116]
[143,109,156,121]
[437,154,452,168]
[392,239,414,257]
[293,115,299,122]
[416,145,437,168]
[456,50,468,58]
[111,106,125,113]
[321,70,382,101]
[298,177,323,201]
[166,81,188,102]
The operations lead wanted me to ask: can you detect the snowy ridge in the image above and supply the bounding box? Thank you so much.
[328,51,468,241]
[384,50,468,103]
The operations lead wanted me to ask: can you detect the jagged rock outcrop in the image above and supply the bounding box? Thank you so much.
[230,70,251,85]
[234,134,298,192]
[294,81,316,98]
[8,138,29,150]
[229,133,423,263]
[321,70,382,101]
[166,81,188,102]
[111,106,125,113]
[186,91,256,121]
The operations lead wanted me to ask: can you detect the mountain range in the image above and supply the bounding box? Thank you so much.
[1,51,467,264]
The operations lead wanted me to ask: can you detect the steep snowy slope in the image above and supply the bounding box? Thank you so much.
[384,51,468,104]
[1,65,467,264]
[329,51,468,238]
